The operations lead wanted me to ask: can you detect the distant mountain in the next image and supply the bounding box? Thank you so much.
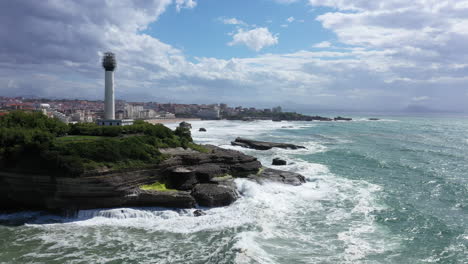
[402,105,459,113]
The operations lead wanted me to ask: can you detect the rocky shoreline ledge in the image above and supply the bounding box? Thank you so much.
[0,145,305,213]
[232,137,306,150]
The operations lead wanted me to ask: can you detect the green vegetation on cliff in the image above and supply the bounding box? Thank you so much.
[0,111,196,176]
[140,182,175,192]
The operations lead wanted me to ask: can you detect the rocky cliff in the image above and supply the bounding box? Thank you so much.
[0,145,305,212]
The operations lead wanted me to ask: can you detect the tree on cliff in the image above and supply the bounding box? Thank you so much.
[0,111,69,136]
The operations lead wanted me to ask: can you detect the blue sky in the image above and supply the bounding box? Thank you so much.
[1,0,468,111]
[149,0,335,60]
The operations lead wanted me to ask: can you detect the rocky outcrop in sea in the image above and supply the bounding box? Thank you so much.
[272,158,287,166]
[231,137,306,150]
[334,116,352,121]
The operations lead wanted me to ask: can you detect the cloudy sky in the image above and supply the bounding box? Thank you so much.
[1,0,468,111]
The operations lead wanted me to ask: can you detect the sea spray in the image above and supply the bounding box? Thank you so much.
[1,117,467,263]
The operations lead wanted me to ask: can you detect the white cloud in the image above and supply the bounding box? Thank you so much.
[228,27,279,51]
[287,16,295,23]
[221,17,247,26]
[311,0,468,62]
[1,0,468,111]
[313,41,332,48]
[175,0,197,12]
[412,96,430,102]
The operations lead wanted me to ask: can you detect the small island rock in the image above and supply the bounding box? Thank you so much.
[272,158,287,166]
[193,209,206,217]
[249,168,305,186]
[334,116,352,121]
[199,128,207,132]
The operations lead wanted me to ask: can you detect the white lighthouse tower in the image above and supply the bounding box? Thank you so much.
[97,52,133,126]
[103,52,116,120]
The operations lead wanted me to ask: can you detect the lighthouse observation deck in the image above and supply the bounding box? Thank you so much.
[102,52,116,71]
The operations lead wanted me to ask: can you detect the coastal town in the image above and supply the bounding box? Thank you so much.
[0,96,288,123]
[0,96,358,123]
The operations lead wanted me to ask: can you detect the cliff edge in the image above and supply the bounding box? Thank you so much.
[0,145,305,212]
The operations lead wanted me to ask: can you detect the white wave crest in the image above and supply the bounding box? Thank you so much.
[1,120,399,263]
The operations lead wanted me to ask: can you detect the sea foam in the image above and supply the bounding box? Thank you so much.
[1,119,397,264]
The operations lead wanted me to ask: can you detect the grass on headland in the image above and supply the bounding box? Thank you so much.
[140,182,176,192]
[187,142,210,153]
[211,174,233,181]
[0,111,200,177]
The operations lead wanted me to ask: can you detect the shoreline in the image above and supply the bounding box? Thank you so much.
[144,118,202,124]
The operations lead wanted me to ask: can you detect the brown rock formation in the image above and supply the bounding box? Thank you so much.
[0,145,306,212]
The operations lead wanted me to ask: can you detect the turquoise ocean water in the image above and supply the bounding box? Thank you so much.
[0,116,467,263]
